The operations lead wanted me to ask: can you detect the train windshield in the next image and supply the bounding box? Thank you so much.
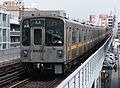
[45,18,64,46]
[21,17,64,46]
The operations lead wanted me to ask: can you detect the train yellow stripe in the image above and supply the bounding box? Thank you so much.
[70,44,77,49]
[68,42,83,50]
[78,43,82,47]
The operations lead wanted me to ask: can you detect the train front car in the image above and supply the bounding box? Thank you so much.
[20,17,65,74]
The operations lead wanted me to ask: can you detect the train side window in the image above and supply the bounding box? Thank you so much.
[88,29,90,40]
[92,30,93,39]
[72,28,76,44]
[77,28,79,43]
[86,30,88,41]
[84,30,87,41]
[68,27,71,45]
[93,30,95,38]
[79,29,81,42]
[82,29,84,41]
[89,30,91,40]
[86,29,88,41]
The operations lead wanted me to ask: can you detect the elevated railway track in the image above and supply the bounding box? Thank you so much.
[9,75,64,88]
[0,35,112,88]
[0,59,26,87]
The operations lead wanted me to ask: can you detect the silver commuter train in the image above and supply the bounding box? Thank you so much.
[20,16,107,74]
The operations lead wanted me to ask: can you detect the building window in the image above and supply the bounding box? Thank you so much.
[3,44,6,49]
[3,29,7,42]
[19,2,21,4]
[0,28,1,35]
[0,13,1,21]
[3,14,6,21]
[108,19,112,21]
[3,29,6,36]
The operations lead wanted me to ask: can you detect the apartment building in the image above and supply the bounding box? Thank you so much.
[0,6,10,49]
[2,0,24,47]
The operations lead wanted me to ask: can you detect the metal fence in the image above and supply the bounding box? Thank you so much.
[0,47,20,63]
[57,36,113,88]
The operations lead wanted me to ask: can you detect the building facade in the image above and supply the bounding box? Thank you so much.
[117,15,120,39]
[99,14,109,27]
[108,15,113,28]
[3,0,24,22]
[117,22,120,40]
[2,0,23,48]
[10,19,20,47]
[0,6,10,49]
[89,15,96,24]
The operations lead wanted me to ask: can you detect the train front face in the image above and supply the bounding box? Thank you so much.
[20,17,65,74]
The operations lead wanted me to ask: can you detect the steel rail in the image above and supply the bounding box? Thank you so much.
[9,78,30,88]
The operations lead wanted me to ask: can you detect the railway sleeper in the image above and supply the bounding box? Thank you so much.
[0,70,26,87]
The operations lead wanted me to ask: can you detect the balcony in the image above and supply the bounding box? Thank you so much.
[10,31,20,36]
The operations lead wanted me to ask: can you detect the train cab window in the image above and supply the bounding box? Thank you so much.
[22,19,30,46]
[34,29,42,45]
[23,20,30,28]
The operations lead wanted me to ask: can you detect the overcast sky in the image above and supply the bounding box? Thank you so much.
[0,0,120,21]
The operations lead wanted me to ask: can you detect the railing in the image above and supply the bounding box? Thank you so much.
[0,47,20,63]
[57,36,113,88]
[10,31,20,36]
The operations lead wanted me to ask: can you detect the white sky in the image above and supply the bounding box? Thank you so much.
[0,0,120,21]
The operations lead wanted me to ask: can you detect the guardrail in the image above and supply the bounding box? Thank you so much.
[57,36,113,88]
[0,47,20,63]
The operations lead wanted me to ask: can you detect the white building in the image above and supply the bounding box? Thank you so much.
[108,15,113,28]
[117,22,120,39]
[3,0,24,22]
[0,6,10,49]
[99,14,109,27]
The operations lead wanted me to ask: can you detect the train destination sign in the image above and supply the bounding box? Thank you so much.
[30,19,45,26]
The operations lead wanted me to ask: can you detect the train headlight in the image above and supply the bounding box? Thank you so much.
[57,50,63,59]
[23,50,28,57]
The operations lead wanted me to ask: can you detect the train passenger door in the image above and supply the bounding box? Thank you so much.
[31,27,45,61]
